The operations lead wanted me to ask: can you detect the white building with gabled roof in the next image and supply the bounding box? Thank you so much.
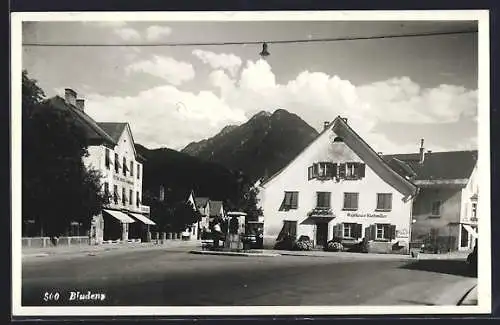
[258,116,418,254]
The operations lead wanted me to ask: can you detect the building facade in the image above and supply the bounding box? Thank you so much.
[51,88,154,243]
[383,146,478,251]
[258,117,417,254]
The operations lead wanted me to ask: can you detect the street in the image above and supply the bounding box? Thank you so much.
[22,248,476,306]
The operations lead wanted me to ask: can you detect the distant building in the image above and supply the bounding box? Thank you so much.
[31,88,154,243]
[258,117,418,254]
[194,197,210,230]
[383,142,478,251]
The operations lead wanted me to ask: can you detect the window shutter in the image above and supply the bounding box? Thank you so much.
[376,194,382,210]
[332,163,338,178]
[308,166,313,180]
[339,163,346,178]
[291,192,298,209]
[387,194,393,210]
[326,192,331,207]
[354,223,362,238]
[359,163,366,178]
[390,225,396,240]
[370,224,376,241]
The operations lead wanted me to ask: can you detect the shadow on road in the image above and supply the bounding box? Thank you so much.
[400,259,477,278]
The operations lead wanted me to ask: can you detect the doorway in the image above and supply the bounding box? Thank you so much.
[316,223,328,248]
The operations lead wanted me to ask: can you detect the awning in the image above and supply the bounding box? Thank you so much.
[301,216,335,225]
[463,224,478,238]
[103,209,136,223]
[129,213,156,225]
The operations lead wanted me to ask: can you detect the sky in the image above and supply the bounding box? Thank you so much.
[22,19,479,154]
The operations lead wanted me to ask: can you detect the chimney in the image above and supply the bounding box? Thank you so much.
[342,117,348,123]
[323,121,330,130]
[64,88,77,106]
[76,99,85,111]
[419,138,425,164]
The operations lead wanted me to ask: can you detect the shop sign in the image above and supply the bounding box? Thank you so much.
[347,212,387,218]
[113,174,134,185]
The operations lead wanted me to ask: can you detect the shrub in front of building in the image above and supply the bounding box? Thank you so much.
[293,235,313,251]
[325,240,344,252]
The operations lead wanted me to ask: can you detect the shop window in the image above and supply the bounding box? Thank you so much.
[431,201,441,216]
[122,188,127,205]
[376,193,392,211]
[316,192,331,208]
[279,191,299,210]
[343,192,359,210]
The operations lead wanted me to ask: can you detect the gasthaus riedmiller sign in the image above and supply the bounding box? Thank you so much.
[346,212,387,218]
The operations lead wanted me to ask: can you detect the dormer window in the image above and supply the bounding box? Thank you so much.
[333,136,343,142]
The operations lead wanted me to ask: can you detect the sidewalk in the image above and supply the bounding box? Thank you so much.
[22,240,202,259]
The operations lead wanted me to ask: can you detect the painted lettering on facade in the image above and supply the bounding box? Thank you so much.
[347,212,387,218]
[113,174,134,186]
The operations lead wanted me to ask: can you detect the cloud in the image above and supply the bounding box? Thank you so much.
[146,25,173,41]
[192,50,243,77]
[125,55,195,86]
[114,27,141,41]
[84,55,477,152]
[84,86,247,150]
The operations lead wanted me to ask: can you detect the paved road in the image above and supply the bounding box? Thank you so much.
[22,248,476,306]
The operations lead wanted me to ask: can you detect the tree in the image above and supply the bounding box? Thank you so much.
[171,201,202,233]
[22,70,108,238]
[225,175,263,222]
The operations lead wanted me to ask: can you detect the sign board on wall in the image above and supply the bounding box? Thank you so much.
[113,174,134,186]
[396,228,409,238]
[347,212,387,218]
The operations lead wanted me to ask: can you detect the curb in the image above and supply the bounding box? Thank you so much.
[457,285,478,306]
[189,250,280,257]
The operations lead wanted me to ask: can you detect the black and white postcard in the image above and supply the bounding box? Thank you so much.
[11,10,491,317]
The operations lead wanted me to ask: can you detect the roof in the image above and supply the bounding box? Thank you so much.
[97,122,127,143]
[194,197,209,209]
[261,116,417,198]
[47,96,116,146]
[382,151,478,181]
[209,200,224,216]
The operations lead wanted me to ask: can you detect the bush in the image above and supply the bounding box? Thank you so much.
[325,240,344,252]
[293,235,313,251]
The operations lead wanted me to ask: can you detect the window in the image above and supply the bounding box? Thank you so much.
[105,149,111,169]
[472,203,477,219]
[344,223,353,238]
[276,220,297,241]
[375,224,396,241]
[431,201,441,216]
[122,187,126,205]
[113,185,118,204]
[114,153,120,173]
[280,191,299,210]
[376,193,392,211]
[137,164,141,180]
[136,191,140,207]
[316,192,331,208]
[123,157,127,176]
[104,182,109,198]
[343,193,359,210]
[339,162,366,180]
[129,189,133,206]
[130,161,134,177]
[308,162,336,180]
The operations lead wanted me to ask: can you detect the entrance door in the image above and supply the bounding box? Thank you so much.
[316,223,328,248]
